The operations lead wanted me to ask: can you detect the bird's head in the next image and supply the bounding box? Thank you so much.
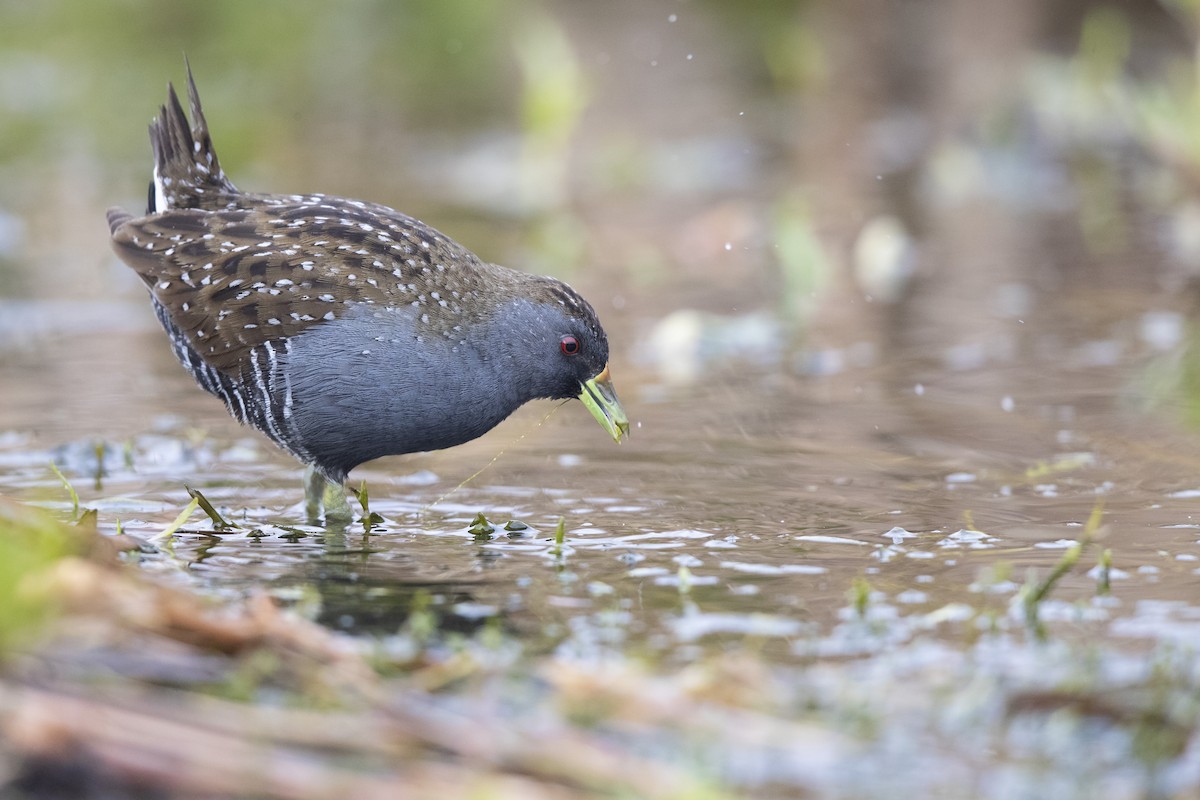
[491,278,629,443]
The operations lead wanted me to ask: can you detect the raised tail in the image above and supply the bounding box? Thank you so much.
[148,62,238,213]
[105,207,133,235]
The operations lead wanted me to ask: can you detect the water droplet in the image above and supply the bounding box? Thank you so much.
[668,13,678,22]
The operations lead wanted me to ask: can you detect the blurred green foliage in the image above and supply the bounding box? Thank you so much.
[697,0,823,91]
[0,499,79,656]
[1077,6,1131,88]
[8,0,1200,330]
[515,11,587,208]
[772,191,830,328]
[0,0,528,188]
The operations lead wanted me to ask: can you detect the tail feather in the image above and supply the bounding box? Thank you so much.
[148,62,237,213]
[106,207,133,235]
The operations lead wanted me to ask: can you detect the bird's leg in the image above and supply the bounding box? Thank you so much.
[322,478,352,524]
[304,465,352,525]
[304,465,323,522]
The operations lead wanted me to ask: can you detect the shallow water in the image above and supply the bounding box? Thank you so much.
[4,299,1199,663]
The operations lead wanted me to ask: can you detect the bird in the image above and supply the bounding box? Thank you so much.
[106,66,629,521]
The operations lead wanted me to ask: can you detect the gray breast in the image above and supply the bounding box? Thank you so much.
[279,304,526,480]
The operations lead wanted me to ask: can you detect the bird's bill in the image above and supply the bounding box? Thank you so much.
[578,364,630,443]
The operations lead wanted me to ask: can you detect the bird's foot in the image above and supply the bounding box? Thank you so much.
[304,465,352,526]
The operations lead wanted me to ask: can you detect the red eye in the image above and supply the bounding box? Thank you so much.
[560,335,581,356]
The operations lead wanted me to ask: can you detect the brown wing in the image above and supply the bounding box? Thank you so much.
[109,196,486,376]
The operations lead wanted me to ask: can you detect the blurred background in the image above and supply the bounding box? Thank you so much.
[4,0,1200,439]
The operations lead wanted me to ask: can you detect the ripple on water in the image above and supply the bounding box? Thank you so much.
[719,561,827,576]
[672,611,806,641]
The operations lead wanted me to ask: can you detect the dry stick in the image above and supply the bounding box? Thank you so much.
[0,678,702,800]
[1,685,575,800]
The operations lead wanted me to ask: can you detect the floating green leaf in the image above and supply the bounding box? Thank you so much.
[352,481,385,532]
[157,495,200,542]
[468,512,496,538]
[186,486,235,531]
